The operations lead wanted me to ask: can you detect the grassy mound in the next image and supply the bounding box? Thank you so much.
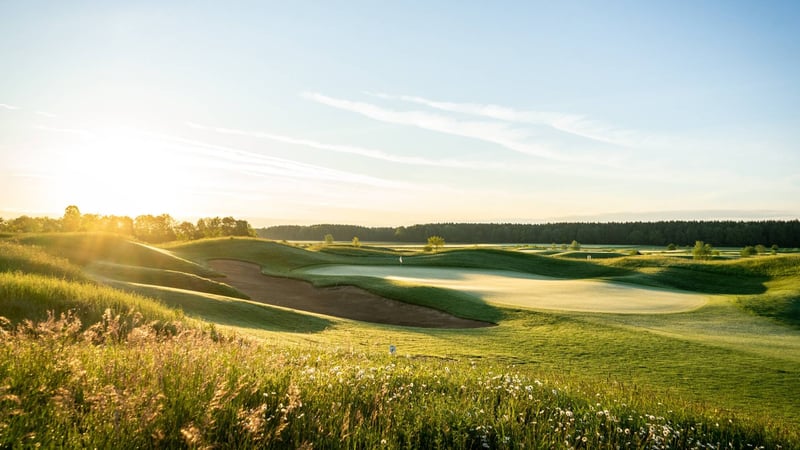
[737,292,800,329]
[406,248,631,279]
[0,241,85,280]
[88,262,249,299]
[170,237,344,274]
[111,281,332,334]
[0,271,184,328]
[15,233,216,277]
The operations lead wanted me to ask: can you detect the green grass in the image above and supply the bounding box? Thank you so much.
[0,240,86,280]
[14,233,217,277]
[107,281,332,334]
[87,261,249,299]
[1,235,799,447]
[553,250,628,259]
[0,321,792,449]
[170,237,346,274]
[0,271,184,328]
[309,276,504,324]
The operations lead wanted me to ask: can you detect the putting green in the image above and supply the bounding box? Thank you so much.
[302,265,709,314]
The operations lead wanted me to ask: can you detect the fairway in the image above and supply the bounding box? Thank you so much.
[303,265,709,313]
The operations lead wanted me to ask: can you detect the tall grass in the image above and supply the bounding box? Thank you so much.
[0,313,794,449]
[0,241,85,280]
[0,272,184,328]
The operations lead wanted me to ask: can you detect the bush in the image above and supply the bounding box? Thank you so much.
[692,241,714,260]
[741,246,756,257]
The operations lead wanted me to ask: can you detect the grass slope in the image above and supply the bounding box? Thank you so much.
[0,240,86,281]
[2,236,799,447]
[15,233,217,277]
[88,261,249,299]
[0,272,184,328]
[109,281,332,334]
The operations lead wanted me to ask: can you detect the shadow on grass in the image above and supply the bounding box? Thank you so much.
[647,266,769,295]
[737,293,800,330]
[407,249,632,279]
[16,233,216,277]
[111,282,332,334]
[308,275,504,324]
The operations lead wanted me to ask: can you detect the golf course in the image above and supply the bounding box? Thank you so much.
[1,232,798,448]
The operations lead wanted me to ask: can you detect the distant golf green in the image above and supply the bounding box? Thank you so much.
[302,265,709,313]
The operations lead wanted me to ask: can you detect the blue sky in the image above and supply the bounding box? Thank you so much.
[1,1,798,225]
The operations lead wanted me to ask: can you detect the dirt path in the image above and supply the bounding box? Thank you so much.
[207,259,492,328]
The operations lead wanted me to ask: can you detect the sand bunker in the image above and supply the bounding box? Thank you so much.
[207,260,491,328]
[303,265,708,314]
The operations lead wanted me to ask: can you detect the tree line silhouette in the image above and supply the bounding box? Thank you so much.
[258,220,800,247]
[0,205,256,244]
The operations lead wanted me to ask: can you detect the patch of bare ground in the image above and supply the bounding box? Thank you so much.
[207,259,492,328]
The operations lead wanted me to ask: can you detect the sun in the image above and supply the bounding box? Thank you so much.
[49,127,196,217]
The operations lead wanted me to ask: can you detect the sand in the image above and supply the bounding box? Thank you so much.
[207,259,493,328]
[302,265,708,314]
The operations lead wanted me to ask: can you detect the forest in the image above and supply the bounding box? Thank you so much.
[258,220,800,247]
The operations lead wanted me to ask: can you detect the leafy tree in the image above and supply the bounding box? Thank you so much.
[771,244,779,255]
[427,236,445,251]
[667,243,677,250]
[233,220,255,237]
[62,205,81,232]
[740,246,756,257]
[351,236,361,247]
[569,240,581,250]
[692,240,714,260]
[175,221,198,240]
[324,234,334,245]
[134,214,177,243]
[755,244,766,254]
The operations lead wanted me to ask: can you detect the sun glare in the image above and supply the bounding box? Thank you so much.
[50,128,195,217]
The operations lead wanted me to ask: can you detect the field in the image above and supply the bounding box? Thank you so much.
[1,234,799,448]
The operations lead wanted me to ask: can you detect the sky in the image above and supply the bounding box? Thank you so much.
[1,1,798,226]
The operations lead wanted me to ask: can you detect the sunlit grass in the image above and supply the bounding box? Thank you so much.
[1,235,798,447]
[0,313,793,448]
[15,232,216,276]
[0,271,184,328]
[87,261,249,299]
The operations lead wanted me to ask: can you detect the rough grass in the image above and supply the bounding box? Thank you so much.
[2,237,799,447]
[0,314,793,449]
[14,233,217,277]
[108,281,332,334]
[0,240,86,280]
[88,261,249,299]
[0,272,184,329]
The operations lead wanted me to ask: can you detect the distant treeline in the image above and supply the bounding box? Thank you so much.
[0,205,256,244]
[258,220,800,247]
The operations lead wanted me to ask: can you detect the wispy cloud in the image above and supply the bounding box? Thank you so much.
[0,103,20,110]
[151,132,417,190]
[35,111,57,118]
[32,125,94,138]
[186,121,527,171]
[365,91,641,148]
[302,91,597,163]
